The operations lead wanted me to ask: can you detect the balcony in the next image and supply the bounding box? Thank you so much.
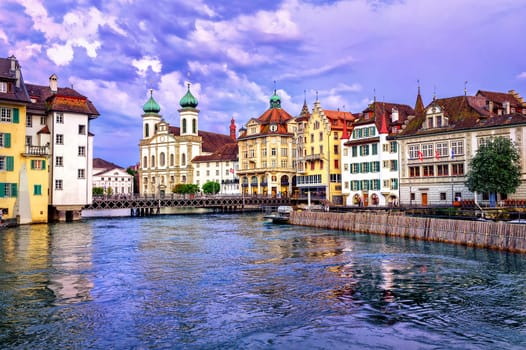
[305,153,324,161]
[23,145,50,157]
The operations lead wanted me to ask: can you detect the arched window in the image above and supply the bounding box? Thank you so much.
[182,119,187,133]
[151,155,155,167]
[192,119,196,134]
[145,124,149,138]
[170,154,174,166]
[181,175,187,183]
[143,156,148,168]
[181,153,186,166]
[160,152,165,167]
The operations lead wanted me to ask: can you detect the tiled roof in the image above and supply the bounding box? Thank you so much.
[26,83,99,117]
[476,90,522,107]
[167,126,235,153]
[0,57,31,103]
[93,157,124,170]
[253,107,295,135]
[192,143,238,162]
[355,101,414,134]
[323,110,355,131]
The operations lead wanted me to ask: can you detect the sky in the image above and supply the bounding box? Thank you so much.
[2,0,526,167]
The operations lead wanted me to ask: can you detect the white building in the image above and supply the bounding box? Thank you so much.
[92,158,134,195]
[26,75,99,221]
[341,100,415,207]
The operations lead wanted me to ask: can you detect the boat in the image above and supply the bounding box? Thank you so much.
[264,206,293,224]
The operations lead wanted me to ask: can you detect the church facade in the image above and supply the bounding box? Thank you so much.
[138,85,235,196]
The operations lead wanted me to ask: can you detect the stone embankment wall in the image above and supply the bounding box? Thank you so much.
[290,211,526,253]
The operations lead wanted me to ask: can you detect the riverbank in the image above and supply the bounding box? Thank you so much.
[290,211,526,253]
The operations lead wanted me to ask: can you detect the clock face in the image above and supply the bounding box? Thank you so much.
[270,124,277,132]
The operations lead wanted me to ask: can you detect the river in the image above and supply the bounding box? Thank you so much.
[1,213,525,349]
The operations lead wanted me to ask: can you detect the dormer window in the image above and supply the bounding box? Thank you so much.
[270,124,277,132]
[0,82,7,93]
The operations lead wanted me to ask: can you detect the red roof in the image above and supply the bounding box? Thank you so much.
[192,143,238,162]
[167,126,235,153]
[26,83,99,117]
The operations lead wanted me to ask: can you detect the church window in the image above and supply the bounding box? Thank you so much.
[143,156,147,168]
[145,124,149,138]
[170,154,174,166]
[151,155,155,167]
[160,152,165,167]
[181,153,186,166]
[182,119,187,133]
[192,119,196,134]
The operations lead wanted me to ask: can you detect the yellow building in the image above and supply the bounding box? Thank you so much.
[237,91,297,197]
[296,99,354,205]
[0,55,49,225]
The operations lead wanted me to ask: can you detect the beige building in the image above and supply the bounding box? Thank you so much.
[138,86,234,196]
[396,89,526,206]
[237,91,297,197]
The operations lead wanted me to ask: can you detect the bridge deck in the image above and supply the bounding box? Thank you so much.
[85,195,292,210]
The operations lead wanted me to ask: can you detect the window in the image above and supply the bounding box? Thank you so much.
[409,166,420,177]
[333,132,338,140]
[0,156,14,171]
[182,119,187,133]
[271,148,277,156]
[56,156,63,167]
[152,155,156,167]
[160,152,165,167]
[436,142,448,157]
[0,133,10,147]
[452,163,464,175]
[143,156,147,168]
[79,124,86,134]
[352,146,357,157]
[389,142,397,153]
[55,179,63,190]
[0,183,17,197]
[408,145,419,159]
[451,140,464,157]
[372,144,378,155]
[360,145,369,156]
[440,192,446,200]
[281,148,287,157]
[40,116,46,125]
[423,165,434,176]
[437,164,448,176]
[26,116,32,127]
[78,146,85,156]
[0,82,6,93]
[281,159,288,168]
[427,116,433,128]
[170,154,174,166]
[56,113,64,124]
[421,143,433,158]
[31,159,46,170]
[34,185,42,195]
[334,159,339,169]
[78,169,85,179]
[319,132,323,141]
[25,136,32,146]
[56,134,63,145]
[1,107,11,122]
[390,160,398,171]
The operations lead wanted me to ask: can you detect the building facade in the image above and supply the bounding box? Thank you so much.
[396,90,526,206]
[26,74,99,221]
[92,158,134,195]
[237,91,297,197]
[296,99,354,204]
[0,55,50,224]
[138,86,235,196]
[341,100,415,207]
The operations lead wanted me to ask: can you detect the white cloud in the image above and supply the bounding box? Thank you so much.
[517,72,526,80]
[132,56,162,77]
[47,43,74,66]
[0,29,7,44]
[11,42,42,61]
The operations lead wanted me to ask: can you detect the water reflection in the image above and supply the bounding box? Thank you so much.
[0,215,525,349]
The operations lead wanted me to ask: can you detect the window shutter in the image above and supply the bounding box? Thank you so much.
[0,183,5,197]
[13,108,19,124]
[4,133,10,148]
[42,160,46,169]
[11,183,17,197]
[31,160,35,169]
[6,156,14,171]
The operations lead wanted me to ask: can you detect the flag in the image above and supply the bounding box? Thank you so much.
[451,148,455,159]
[435,150,440,160]
[418,150,423,161]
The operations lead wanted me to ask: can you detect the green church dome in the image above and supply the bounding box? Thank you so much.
[143,89,161,114]
[269,90,281,109]
[180,83,198,108]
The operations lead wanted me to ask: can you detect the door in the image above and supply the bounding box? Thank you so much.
[421,193,428,206]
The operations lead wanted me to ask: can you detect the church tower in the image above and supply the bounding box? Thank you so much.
[179,83,199,136]
[142,89,161,139]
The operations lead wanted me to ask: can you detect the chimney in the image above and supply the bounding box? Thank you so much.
[8,55,16,71]
[49,74,58,93]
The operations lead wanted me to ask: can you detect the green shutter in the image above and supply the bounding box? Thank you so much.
[31,160,35,169]
[34,184,42,195]
[393,160,398,170]
[393,142,398,152]
[4,133,10,148]
[42,160,46,169]
[0,183,5,197]
[12,108,19,123]
[6,156,14,171]
[11,183,17,197]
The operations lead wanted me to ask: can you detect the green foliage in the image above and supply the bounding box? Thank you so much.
[93,187,104,195]
[202,181,220,194]
[465,137,521,195]
[106,187,113,195]
[172,183,200,194]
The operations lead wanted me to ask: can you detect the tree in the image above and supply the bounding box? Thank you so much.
[465,136,521,207]
[93,187,104,196]
[202,181,220,194]
[172,184,200,196]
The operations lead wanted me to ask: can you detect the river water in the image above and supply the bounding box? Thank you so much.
[1,213,525,349]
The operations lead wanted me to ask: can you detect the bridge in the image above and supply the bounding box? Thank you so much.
[85,195,292,216]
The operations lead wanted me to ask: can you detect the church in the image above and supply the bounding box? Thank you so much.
[138,84,236,196]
